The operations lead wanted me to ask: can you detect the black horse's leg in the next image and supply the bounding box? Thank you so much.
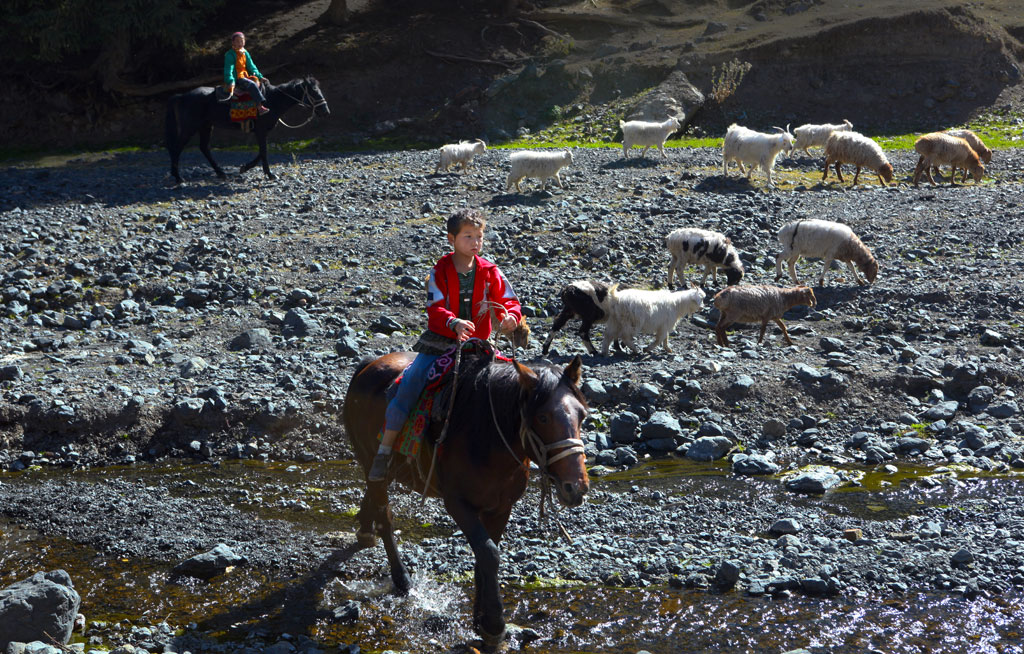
[445,495,506,648]
[258,131,275,180]
[198,125,227,179]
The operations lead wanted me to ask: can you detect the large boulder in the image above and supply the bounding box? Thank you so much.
[624,70,705,130]
[172,543,247,580]
[0,569,81,650]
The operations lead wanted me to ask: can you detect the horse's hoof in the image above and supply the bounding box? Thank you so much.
[479,624,507,649]
[393,571,413,594]
[355,529,377,548]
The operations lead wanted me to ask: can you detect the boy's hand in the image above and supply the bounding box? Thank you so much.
[454,319,475,342]
[499,314,518,333]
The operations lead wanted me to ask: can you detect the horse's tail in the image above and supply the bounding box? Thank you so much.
[165,94,181,150]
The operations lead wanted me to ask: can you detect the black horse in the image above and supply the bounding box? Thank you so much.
[165,76,329,184]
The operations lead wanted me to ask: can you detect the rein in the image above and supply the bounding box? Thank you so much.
[274,83,327,129]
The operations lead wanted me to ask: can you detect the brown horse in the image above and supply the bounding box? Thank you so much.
[343,349,590,648]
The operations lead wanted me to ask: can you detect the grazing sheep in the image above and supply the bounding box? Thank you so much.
[542,280,615,355]
[713,284,816,347]
[435,139,486,173]
[913,132,984,187]
[775,219,878,287]
[506,150,573,192]
[930,129,992,182]
[601,284,706,356]
[722,123,795,188]
[665,228,744,288]
[620,116,681,159]
[792,119,854,156]
[822,131,893,186]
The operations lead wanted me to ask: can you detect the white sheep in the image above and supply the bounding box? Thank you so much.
[775,219,878,287]
[600,284,706,355]
[822,131,893,186]
[792,119,853,156]
[435,139,486,173]
[506,150,573,192]
[713,284,816,347]
[722,123,795,188]
[620,116,681,159]
[913,132,984,187]
[930,129,992,183]
[665,228,744,288]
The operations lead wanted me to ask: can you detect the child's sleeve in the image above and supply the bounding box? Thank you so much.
[425,267,458,338]
[491,268,522,323]
[224,51,235,85]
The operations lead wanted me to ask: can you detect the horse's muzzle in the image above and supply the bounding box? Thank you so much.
[316,105,331,116]
[557,479,589,507]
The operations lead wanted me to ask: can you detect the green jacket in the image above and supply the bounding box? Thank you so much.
[224,49,263,86]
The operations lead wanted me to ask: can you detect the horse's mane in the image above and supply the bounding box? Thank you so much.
[443,354,583,465]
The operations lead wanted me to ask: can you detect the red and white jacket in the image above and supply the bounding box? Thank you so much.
[425,254,522,342]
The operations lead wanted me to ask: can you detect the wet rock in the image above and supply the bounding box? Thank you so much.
[686,436,732,461]
[332,600,360,622]
[731,453,780,475]
[640,411,683,442]
[229,328,273,351]
[0,569,81,650]
[784,469,841,494]
[172,543,246,580]
[714,559,742,589]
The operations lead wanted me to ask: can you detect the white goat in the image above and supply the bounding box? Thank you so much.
[775,219,878,287]
[822,131,893,186]
[714,285,816,347]
[665,228,744,288]
[601,284,706,355]
[506,150,573,192]
[913,132,984,187]
[792,119,853,156]
[435,139,486,173]
[620,117,681,159]
[722,123,795,188]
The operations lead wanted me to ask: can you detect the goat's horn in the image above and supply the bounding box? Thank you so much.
[772,126,784,133]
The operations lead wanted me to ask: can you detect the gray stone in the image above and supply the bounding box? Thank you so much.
[731,453,780,476]
[623,70,704,132]
[897,436,932,454]
[819,337,846,353]
[332,600,360,622]
[369,315,403,335]
[179,356,209,378]
[173,398,205,420]
[960,423,988,450]
[951,549,974,566]
[581,379,609,404]
[0,569,81,650]
[610,411,640,444]
[784,469,842,494]
[229,328,272,351]
[714,559,741,589]
[334,336,360,358]
[980,329,1005,346]
[729,375,755,396]
[967,385,994,413]
[686,436,733,461]
[922,400,959,422]
[770,518,802,535]
[171,543,246,580]
[282,308,321,338]
[762,418,787,439]
[0,365,23,381]
[263,643,296,654]
[988,401,1018,419]
[640,411,683,442]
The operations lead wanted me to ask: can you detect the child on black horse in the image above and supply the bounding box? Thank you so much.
[223,32,269,115]
[368,208,523,482]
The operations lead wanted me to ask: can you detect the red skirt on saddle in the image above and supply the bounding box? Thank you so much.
[229,92,260,122]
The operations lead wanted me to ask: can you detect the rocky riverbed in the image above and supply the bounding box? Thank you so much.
[2,146,1024,652]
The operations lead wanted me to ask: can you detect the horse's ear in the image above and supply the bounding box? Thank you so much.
[513,359,538,393]
[561,355,582,387]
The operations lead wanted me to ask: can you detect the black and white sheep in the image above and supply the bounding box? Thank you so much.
[822,131,893,186]
[722,124,795,188]
[912,132,984,187]
[541,280,615,356]
[435,139,486,173]
[713,285,816,347]
[601,284,705,355]
[506,150,573,192]
[665,228,744,288]
[792,120,853,156]
[620,117,681,159]
[775,219,878,287]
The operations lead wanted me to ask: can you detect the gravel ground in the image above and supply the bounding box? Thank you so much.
[2,145,1024,650]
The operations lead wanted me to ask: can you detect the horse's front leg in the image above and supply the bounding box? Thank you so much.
[198,125,227,179]
[257,132,276,180]
[445,495,506,648]
[357,482,412,592]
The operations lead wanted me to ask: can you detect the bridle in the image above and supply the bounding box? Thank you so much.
[276,82,328,129]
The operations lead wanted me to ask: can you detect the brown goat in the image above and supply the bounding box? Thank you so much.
[913,132,984,187]
[714,285,816,347]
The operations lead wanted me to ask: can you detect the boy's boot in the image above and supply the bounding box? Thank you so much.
[368,450,391,482]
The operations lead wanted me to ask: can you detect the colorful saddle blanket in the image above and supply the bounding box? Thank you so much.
[229,92,260,123]
[385,339,512,458]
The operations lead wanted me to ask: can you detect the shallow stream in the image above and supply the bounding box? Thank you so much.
[2,459,1023,653]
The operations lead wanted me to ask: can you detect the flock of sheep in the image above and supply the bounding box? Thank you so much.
[433,117,992,355]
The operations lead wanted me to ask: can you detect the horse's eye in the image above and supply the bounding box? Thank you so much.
[537,413,551,424]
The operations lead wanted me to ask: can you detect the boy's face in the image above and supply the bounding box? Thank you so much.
[448,224,484,259]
